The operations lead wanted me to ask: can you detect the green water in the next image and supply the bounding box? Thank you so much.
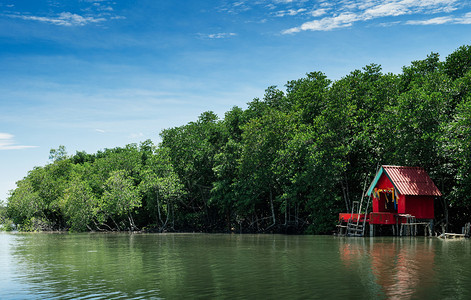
[1,233,470,299]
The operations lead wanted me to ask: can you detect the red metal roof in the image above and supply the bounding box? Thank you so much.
[382,165,442,196]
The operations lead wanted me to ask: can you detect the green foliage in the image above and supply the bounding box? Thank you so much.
[285,71,331,123]
[444,45,471,80]
[5,44,471,233]
[0,202,15,231]
[49,145,68,162]
[102,170,141,230]
[139,148,186,230]
[60,169,99,231]
[443,96,471,208]
[17,217,54,232]
[7,175,45,224]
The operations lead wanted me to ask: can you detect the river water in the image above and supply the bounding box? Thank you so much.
[0,233,470,299]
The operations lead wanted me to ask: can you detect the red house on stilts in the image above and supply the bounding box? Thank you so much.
[339,165,442,236]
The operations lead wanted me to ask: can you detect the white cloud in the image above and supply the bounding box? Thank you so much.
[378,21,402,27]
[4,1,123,27]
[310,9,328,17]
[407,12,471,25]
[198,32,237,39]
[0,133,13,140]
[95,129,106,133]
[282,0,463,33]
[274,8,307,17]
[8,11,106,26]
[0,133,38,150]
[111,16,126,20]
[457,12,471,24]
[210,32,237,39]
[219,1,251,14]
[283,12,358,33]
[406,16,454,25]
[363,2,411,19]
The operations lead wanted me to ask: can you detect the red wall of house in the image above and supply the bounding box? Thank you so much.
[404,195,434,219]
[397,194,406,214]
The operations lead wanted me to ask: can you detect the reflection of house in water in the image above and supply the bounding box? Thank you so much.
[339,165,442,236]
[339,239,436,299]
[370,239,436,299]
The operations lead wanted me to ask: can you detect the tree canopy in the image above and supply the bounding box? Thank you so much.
[3,45,471,234]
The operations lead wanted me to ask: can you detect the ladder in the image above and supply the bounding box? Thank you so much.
[361,195,371,236]
[346,201,361,236]
[346,179,372,237]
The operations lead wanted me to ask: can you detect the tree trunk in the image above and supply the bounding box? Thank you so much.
[266,188,276,231]
[110,216,121,231]
[161,200,170,232]
[128,213,137,232]
[128,214,133,231]
[171,201,175,230]
[155,188,162,225]
[284,198,288,226]
[255,214,259,232]
[441,197,449,232]
[440,180,449,232]
[341,180,350,212]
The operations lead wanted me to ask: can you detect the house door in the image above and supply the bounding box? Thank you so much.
[374,188,398,213]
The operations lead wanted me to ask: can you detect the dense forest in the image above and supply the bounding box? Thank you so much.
[2,45,471,234]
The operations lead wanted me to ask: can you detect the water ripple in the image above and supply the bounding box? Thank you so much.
[1,233,471,299]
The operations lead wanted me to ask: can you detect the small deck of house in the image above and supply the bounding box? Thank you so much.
[340,212,431,225]
[338,212,434,236]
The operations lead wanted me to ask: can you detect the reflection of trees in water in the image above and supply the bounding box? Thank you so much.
[11,233,328,299]
[436,239,471,298]
[10,233,163,299]
[340,238,436,299]
[9,234,469,299]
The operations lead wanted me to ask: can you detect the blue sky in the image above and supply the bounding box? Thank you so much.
[1,0,471,201]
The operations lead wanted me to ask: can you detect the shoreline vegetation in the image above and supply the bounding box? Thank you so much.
[2,45,471,234]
